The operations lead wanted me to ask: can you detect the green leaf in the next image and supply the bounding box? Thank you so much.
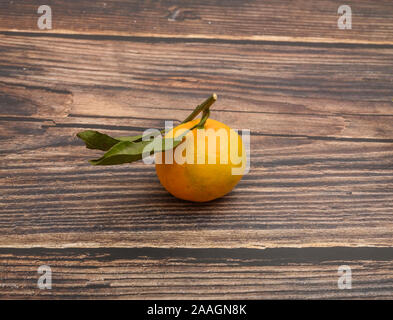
[90,140,151,165]
[89,136,185,166]
[116,130,162,143]
[77,130,121,151]
[116,135,143,142]
[77,94,217,165]
[156,137,184,152]
[77,130,165,151]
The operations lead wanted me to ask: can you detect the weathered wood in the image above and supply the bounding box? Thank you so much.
[0,34,392,250]
[0,35,393,140]
[1,0,393,44]
[1,247,393,299]
[1,121,393,248]
[1,35,393,105]
[0,0,392,299]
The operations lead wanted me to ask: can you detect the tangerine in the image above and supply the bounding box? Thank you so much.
[155,118,246,202]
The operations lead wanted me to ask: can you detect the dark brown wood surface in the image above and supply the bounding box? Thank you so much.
[1,0,393,44]
[0,0,392,299]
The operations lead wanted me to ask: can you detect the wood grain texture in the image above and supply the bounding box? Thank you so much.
[0,0,393,44]
[1,248,393,299]
[1,35,393,138]
[0,0,393,299]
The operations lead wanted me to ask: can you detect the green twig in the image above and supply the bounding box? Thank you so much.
[181,93,217,124]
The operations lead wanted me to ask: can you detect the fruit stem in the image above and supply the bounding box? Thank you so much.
[181,93,217,124]
[195,110,210,129]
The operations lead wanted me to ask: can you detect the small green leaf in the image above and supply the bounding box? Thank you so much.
[77,94,217,166]
[90,140,152,165]
[77,130,120,151]
[77,130,163,151]
[154,137,184,152]
[116,135,143,142]
[89,136,185,166]
[116,130,162,143]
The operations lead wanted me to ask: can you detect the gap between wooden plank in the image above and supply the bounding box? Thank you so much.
[1,30,393,47]
[1,246,393,262]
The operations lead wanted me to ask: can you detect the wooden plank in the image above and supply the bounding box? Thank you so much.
[0,122,392,248]
[0,12,392,298]
[1,35,392,106]
[0,0,393,44]
[0,35,393,141]
[0,36,392,249]
[1,247,392,299]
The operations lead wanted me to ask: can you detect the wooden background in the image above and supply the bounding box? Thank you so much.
[0,0,392,299]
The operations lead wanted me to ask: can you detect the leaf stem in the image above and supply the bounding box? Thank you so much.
[181,93,217,124]
[195,109,211,129]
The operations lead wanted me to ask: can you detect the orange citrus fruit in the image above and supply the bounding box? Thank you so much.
[155,118,246,202]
